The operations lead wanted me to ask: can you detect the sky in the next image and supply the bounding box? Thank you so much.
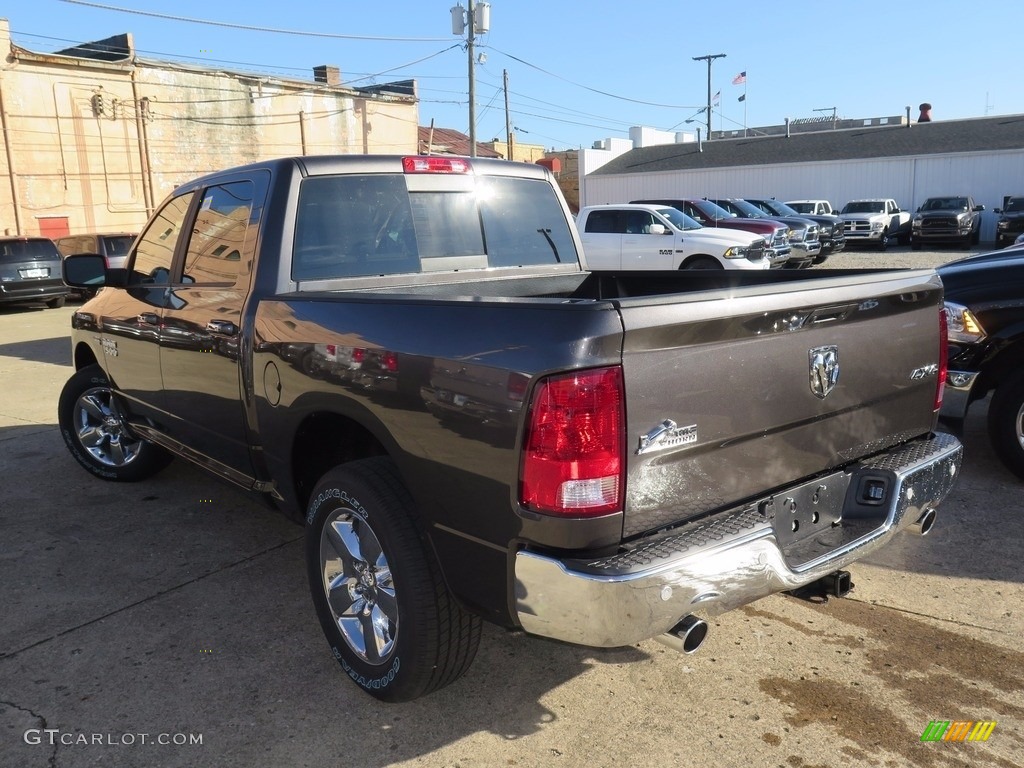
[4,0,1021,152]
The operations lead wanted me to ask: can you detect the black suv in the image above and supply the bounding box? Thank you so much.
[911,196,984,249]
[744,197,846,263]
[0,237,70,309]
[994,196,1024,248]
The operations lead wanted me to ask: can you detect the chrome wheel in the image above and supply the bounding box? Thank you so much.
[320,510,397,665]
[73,386,143,467]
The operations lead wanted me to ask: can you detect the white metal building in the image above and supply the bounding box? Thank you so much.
[582,115,1024,242]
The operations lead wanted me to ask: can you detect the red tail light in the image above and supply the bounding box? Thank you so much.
[402,156,471,174]
[351,348,366,364]
[520,366,625,516]
[936,306,948,411]
[381,351,399,372]
[507,372,529,402]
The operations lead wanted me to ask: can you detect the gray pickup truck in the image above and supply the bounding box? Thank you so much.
[59,155,962,702]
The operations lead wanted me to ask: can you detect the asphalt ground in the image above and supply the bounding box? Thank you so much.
[1,245,1022,768]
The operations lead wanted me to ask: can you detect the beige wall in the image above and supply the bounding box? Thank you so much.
[0,19,418,237]
[486,139,547,163]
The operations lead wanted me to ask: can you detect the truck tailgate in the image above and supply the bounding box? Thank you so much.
[616,270,943,538]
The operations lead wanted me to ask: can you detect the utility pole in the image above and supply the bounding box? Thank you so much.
[692,53,726,139]
[503,69,514,161]
[451,2,491,157]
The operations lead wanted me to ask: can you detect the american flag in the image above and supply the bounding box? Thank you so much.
[732,71,747,85]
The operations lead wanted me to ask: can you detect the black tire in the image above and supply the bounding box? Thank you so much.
[877,230,889,251]
[911,238,922,251]
[46,295,66,308]
[306,457,481,702]
[988,371,1024,481]
[58,364,172,481]
[897,232,911,246]
[681,256,723,270]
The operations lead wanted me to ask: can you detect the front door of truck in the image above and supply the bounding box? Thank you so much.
[620,210,674,270]
[158,174,267,482]
[98,191,194,423]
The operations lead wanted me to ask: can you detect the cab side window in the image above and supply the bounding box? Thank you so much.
[584,210,621,234]
[181,182,257,285]
[131,193,194,285]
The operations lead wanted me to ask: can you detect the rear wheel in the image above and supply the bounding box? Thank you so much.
[46,295,66,308]
[58,364,172,481]
[306,458,481,702]
[988,371,1024,480]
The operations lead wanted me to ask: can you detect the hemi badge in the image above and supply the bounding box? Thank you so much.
[637,419,697,455]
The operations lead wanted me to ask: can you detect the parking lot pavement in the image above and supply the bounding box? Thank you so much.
[2,289,1022,768]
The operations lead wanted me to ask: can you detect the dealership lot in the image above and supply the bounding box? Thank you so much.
[1,247,1022,768]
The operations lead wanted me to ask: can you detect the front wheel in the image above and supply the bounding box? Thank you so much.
[58,364,172,481]
[46,295,66,308]
[681,256,723,270]
[306,458,481,702]
[988,372,1024,480]
[877,230,889,251]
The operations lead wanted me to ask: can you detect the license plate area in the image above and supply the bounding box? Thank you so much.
[761,471,850,549]
[19,267,49,278]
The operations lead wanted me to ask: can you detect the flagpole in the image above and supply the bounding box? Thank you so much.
[743,79,748,137]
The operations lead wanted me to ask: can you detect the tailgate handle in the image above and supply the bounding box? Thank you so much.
[808,304,858,325]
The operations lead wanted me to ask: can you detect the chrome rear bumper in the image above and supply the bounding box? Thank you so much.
[514,432,962,648]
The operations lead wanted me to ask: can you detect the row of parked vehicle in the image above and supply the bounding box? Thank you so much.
[577,197,847,271]
[578,194,1024,271]
[0,232,136,309]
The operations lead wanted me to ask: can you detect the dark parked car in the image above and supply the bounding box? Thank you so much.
[55,232,137,270]
[994,196,1024,248]
[911,196,984,249]
[938,246,1024,479]
[0,237,70,309]
[745,197,846,263]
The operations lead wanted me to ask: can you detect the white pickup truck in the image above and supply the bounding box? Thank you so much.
[838,198,912,250]
[787,200,836,216]
[577,203,772,270]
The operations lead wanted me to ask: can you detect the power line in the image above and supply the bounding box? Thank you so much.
[486,45,703,110]
[59,0,454,42]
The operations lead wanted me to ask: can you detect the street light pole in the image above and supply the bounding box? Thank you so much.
[692,53,726,139]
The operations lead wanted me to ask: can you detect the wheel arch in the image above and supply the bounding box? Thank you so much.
[975,337,1024,399]
[73,341,100,372]
[678,254,724,269]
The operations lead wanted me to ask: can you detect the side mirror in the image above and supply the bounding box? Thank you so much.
[62,253,107,288]
[974,205,985,212]
[648,223,667,235]
[995,208,1003,214]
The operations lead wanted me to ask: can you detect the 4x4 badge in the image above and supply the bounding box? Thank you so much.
[809,345,839,399]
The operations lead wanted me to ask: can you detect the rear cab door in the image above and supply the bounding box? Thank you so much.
[157,170,269,482]
[579,209,623,269]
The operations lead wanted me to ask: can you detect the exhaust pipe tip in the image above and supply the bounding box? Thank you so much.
[910,507,937,536]
[654,615,709,654]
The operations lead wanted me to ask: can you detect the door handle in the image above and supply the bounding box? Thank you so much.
[206,319,238,336]
[138,312,159,325]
